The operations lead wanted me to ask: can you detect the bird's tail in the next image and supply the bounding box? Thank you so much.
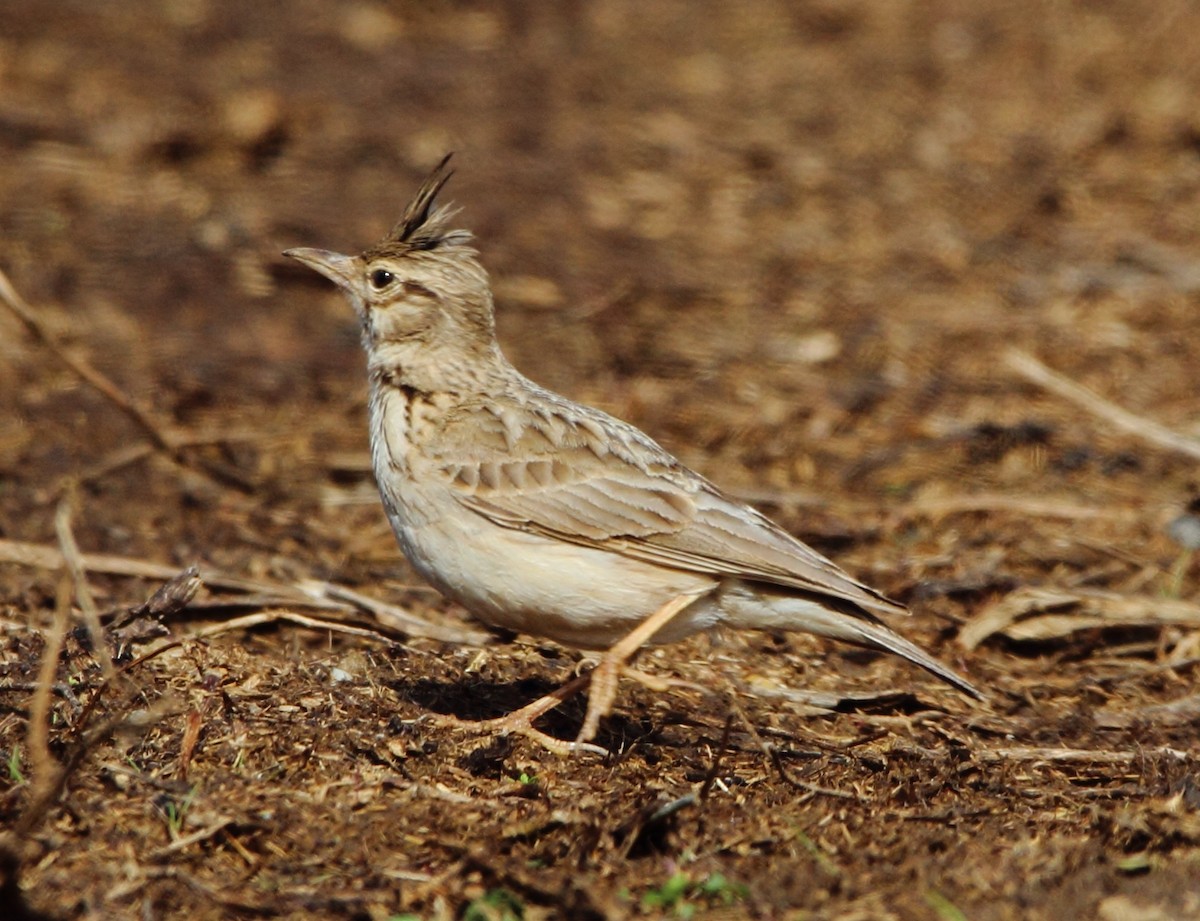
[834,609,984,700]
[722,590,983,700]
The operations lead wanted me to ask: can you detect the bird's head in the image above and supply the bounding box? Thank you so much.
[286,154,501,386]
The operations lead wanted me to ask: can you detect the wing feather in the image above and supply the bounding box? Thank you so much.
[447,454,904,619]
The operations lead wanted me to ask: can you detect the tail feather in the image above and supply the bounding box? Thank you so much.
[843,613,984,700]
[721,588,983,700]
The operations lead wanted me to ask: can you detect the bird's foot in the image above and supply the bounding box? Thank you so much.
[424,591,706,755]
[426,673,609,756]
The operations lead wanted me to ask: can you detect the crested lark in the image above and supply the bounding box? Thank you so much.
[286,156,981,754]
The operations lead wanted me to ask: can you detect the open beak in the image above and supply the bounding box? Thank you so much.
[284,247,358,290]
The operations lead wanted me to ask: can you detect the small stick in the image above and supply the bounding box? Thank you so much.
[70,443,156,486]
[300,580,487,644]
[0,266,254,492]
[0,267,174,454]
[190,609,404,643]
[146,820,234,861]
[974,745,1188,764]
[24,573,72,819]
[0,537,483,643]
[0,538,334,597]
[45,429,268,498]
[1006,348,1200,461]
[117,609,406,677]
[54,495,117,682]
[768,746,862,800]
[724,686,865,801]
[14,689,174,840]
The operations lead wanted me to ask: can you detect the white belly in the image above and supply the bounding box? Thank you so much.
[393,501,718,649]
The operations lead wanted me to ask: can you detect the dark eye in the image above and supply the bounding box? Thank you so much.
[370,268,394,289]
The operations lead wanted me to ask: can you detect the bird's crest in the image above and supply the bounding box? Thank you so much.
[381,153,472,253]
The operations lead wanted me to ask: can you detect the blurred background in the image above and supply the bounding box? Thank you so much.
[3,2,1197,495]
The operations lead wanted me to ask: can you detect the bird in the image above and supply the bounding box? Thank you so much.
[285,155,981,754]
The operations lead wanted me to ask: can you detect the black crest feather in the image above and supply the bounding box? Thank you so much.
[386,153,469,251]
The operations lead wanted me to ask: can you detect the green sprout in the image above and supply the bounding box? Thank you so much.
[641,871,748,917]
[160,785,198,838]
[463,888,524,921]
[7,747,24,784]
[925,889,969,921]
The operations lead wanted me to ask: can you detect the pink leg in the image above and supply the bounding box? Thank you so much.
[576,591,707,744]
[424,591,707,755]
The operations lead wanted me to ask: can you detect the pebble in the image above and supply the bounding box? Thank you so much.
[1166,513,1200,550]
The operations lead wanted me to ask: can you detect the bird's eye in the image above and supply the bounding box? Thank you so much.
[370,269,394,289]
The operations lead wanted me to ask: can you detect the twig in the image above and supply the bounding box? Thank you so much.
[1006,348,1200,461]
[54,494,116,682]
[14,693,174,841]
[98,761,191,794]
[146,819,234,861]
[59,442,156,493]
[24,572,72,827]
[0,537,198,581]
[118,610,406,677]
[645,793,698,824]
[767,746,862,800]
[0,537,334,597]
[300,580,488,644]
[42,429,269,500]
[0,267,172,453]
[0,537,485,645]
[9,571,196,849]
[191,609,400,643]
[724,687,865,801]
[0,265,254,492]
[973,746,1190,764]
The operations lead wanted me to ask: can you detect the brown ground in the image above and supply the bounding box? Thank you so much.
[3,1,1200,918]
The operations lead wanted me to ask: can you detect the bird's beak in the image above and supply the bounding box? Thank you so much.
[284,248,358,290]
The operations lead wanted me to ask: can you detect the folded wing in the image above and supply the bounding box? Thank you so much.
[437,417,905,621]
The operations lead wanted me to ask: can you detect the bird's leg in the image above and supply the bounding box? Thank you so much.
[426,590,706,756]
[577,590,708,744]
